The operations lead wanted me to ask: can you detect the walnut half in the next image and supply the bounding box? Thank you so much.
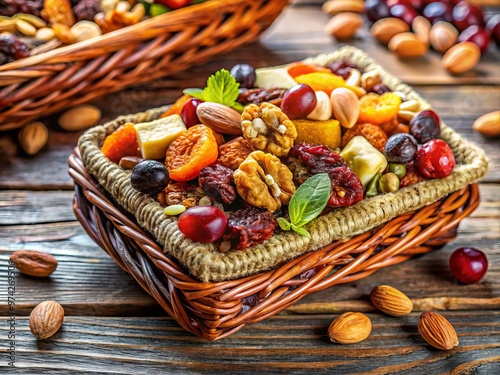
[234,151,296,212]
[241,102,297,157]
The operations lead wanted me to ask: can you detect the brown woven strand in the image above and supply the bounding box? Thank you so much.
[69,148,479,340]
[77,47,489,283]
[0,0,288,131]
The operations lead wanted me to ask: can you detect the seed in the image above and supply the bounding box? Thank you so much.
[16,19,37,36]
[163,204,186,216]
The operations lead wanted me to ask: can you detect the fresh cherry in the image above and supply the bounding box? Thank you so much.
[452,1,485,32]
[178,205,228,243]
[414,139,455,178]
[365,0,391,23]
[486,14,500,47]
[422,2,453,24]
[449,247,488,284]
[458,25,491,53]
[230,63,256,88]
[181,98,203,128]
[155,0,191,10]
[390,4,419,25]
[281,84,317,120]
[410,109,441,143]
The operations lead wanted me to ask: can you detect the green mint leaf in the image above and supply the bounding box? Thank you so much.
[277,217,292,231]
[289,173,331,228]
[182,88,204,100]
[290,224,311,239]
[202,69,240,107]
[230,102,245,113]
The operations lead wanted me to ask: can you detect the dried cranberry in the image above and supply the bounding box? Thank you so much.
[327,166,364,208]
[199,164,236,205]
[73,0,102,22]
[0,34,30,62]
[0,0,43,17]
[223,207,278,250]
[370,83,392,95]
[290,143,345,174]
[327,61,360,80]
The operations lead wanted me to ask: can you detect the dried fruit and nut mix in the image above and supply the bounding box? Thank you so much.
[99,61,457,251]
[0,0,208,65]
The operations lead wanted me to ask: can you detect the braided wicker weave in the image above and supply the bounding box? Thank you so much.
[69,47,488,340]
[0,0,288,131]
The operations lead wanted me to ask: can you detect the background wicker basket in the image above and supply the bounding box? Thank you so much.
[0,0,288,132]
[69,47,488,340]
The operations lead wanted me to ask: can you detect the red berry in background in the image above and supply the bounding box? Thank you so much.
[390,4,419,25]
[458,25,491,53]
[449,247,488,284]
[452,1,485,32]
[178,205,228,243]
[154,0,191,10]
[486,14,500,47]
[181,98,202,128]
[423,2,453,24]
[365,0,391,23]
[415,139,455,178]
[281,84,317,120]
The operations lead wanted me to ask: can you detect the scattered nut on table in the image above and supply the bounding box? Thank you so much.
[29,301,65,340]
[18,121,49,155]
[58,104,102,131]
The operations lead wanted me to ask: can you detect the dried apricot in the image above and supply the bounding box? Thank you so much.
[101,123,141,163]
[160,94,192,118]
[287,62,331,78]
[341,123,388,152]
[293,119,341,149]
[166,124,218,181]
[358,92,402,125]
[294,72,347,96]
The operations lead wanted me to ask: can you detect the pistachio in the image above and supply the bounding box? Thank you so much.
[442,42,481,75]
[370,17,409,45]
[324,12,363,40]
[378,173,400,193]
[388,163,406,179]
[18,122,49,155]
[429,21,458,53]
[388,32,428,58]
[58,104,102,131]
[330,87,359,129]
[365,173,381,198]
[307,91,332,121]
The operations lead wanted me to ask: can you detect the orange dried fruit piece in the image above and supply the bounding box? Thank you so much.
[287,62,331,78]
[160,94,192,118]
[101,123,141,163]
[358,92,402,125]
[293,119,341,149]
[341,123,388,152]
[166,124,218,181]
[294,72,347,96]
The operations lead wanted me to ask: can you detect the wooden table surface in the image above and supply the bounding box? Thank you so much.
[1,2,500,374]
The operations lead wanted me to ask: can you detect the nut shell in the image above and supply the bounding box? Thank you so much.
[10,250,58,277]
[370,285,413,316]
[29,301,64,340]
[418,312,459,350]
[328,312,372,344]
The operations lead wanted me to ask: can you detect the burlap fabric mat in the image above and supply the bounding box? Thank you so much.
[78,46,489,282]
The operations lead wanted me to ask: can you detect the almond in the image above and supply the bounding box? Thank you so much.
[370,285,413,317]
[412,16,431,46]
[29,301,64,340]
[18,121,49,156]
[10,250,58,277]
[388,32,428,58]
[429,21,458,53]
[418,312,459,350]
[58,104,102,131]
[196,102,243,135]
[322,0,364,15]
[442,42,481,75]
[328,312,372,344]
[370,17,409,45]
[325,12,363,40]
[472,111,500,137]
[330,87,359,129]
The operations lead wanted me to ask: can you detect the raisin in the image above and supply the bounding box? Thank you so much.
[223,207,278,250]
[326,60,360,80]
[0,34,30,63]
[199,164,236,205]
[289,143,345,174]
[0,0,43,17]
[327,166,364,208]
[73,0,101,21]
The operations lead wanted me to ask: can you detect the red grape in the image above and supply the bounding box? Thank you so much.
[449,247,488,284]
[178,205,228,243]
[486,14,500,47]
[230,63,256,88]
[423,2,453,24]
[452,1,484,32]
[281,84,317,120]
[181,98,202,128]
[390,4,419,25]
[365,0,391,23]
[458,25,491,53]
[415,139,455,178]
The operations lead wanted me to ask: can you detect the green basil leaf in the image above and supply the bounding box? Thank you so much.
[290,224,311,239]
[288,173,331,228]
[182,88,204,100]
[277,217,291,231]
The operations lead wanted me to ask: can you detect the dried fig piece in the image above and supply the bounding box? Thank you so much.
[199,164,236,205]
[217,136,254,170]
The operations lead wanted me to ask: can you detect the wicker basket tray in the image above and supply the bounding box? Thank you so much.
[0,0,288,132]
[69,46,489,340]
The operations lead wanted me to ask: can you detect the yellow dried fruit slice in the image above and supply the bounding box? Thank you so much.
[358,92,402,125]
[293,118,341,149]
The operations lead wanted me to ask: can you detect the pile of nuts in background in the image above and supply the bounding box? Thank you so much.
[323,0,500,75]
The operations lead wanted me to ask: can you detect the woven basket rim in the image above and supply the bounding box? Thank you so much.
[78,46,489,283]
[0,0,268,72]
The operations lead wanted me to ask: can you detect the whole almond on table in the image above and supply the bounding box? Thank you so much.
[328,312,372,344]
[58,104,102,131]
[370,285,413,317]
[10,250,58,277]
[388,32,428,58]
[429,21,459,54]
[322,0,364,15]
[325,12,363,40]
[18,121,49,156]
[30,301,64,340]
[473,111,500,137]
[418,312,459,350]
[370,17,409,45]
[412,16,431,47]
[442,42,481,75]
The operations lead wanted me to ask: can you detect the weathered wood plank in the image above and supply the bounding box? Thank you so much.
[1,313,499,374]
